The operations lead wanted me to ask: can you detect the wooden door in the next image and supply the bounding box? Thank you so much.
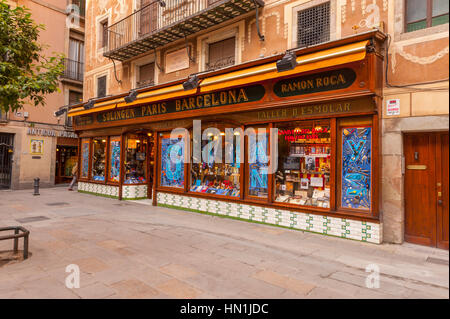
[404,132,449,249]
[436,133,449,249]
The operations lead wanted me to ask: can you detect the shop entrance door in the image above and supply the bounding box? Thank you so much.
[0,133,14,189]
[404,132,449,249]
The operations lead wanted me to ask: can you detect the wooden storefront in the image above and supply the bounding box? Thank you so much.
[69,31,386,243]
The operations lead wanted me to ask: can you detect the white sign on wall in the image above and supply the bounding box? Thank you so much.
[165,48,190,74]
[386,99,400,116]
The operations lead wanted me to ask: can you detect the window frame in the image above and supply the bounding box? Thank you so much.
[187,124,244,200]
[405,0,449,32]
[157,131,188,192]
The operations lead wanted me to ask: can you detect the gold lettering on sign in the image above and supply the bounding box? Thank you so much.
[282,73,348,93]
[257,101,359,120]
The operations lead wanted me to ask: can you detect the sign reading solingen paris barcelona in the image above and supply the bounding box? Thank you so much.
[97,85,266,123]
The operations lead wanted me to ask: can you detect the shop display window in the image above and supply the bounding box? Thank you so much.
[341,126,371,210]
[81,138,90,178]
[160,135,185,188]
[274,121,331,208]
[190,130,241,197]
[124,134,148,184]
[109,136,121,183]
[248,129,269,198]
[92,138,106,181]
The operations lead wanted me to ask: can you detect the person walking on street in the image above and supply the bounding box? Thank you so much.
[68,162,78,191]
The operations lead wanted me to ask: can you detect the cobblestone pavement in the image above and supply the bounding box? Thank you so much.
[0,187,448,299]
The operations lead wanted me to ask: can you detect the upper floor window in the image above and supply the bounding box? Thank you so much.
[406,0,449,32]
[97,75,107,98]
[297,2,330,48]
[71,0,85,17]
[206,37,236,71]
[137,62,155,88]
[101,20,109,48]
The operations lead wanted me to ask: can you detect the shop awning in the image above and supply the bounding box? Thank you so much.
[68,40,369,117]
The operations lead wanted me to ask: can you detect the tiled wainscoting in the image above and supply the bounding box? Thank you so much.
[157,192,382,244]
[78,182,119,198]
[78,182,148,200]
[122,185,148,200]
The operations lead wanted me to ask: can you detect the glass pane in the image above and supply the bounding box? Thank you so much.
[406,0,427,23]
[275,121,331,208]
[92,138,106,181]
[341,127,372,210]
[433,0,449,17]
[109,136,121,183]
[160,136,184,188]
[124,134,147,184]
[406,20,427,32]
[432,14,449,26]
[248,130,269,198]
[81,138,90,178]
[190,129,240,197]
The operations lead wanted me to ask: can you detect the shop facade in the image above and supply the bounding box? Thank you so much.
[69,32,385,243]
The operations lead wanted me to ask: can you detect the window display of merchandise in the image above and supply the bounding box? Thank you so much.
[190,132,240,197]
[124,135,148,184]
[275,122,331,208]
[92,138,106,181]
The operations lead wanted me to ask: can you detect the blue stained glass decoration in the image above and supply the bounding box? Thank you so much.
[81,141,89,178]
[341,127,371,210]
[160,138,184,188]
[110,139,121,182]
[249,133,269,197]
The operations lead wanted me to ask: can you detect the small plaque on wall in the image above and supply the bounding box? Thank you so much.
[165,48,189,74]
[386,99,400,116]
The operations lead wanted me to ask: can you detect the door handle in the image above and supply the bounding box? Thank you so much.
[438,200,443,205]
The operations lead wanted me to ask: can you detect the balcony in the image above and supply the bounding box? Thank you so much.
[62,58,84,83]
[104,0,264,61]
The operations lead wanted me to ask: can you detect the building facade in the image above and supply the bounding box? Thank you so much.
[72,0,448,248]
[0,0,85,189]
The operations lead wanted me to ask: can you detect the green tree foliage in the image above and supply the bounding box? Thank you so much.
[0,0,64,113]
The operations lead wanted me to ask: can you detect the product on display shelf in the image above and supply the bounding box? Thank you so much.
[275,121,331,208]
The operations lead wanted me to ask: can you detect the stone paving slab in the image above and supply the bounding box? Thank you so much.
[0,187,448,299]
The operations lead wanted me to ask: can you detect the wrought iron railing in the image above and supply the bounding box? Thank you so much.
[136,79,155,89]
[62,58,84,82]
[206,55,236,71]
[107,0,223,53]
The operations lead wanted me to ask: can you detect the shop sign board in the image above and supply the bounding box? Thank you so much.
[273,68,357,98]
[96,85,266,123]
[27,128,78,139]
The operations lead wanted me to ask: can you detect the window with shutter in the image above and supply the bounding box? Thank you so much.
[69,91,83,105]
[297,2,330,48]
[206,37,236,71]
[97,76,107,98]
[137,63,155,88]
[101,20,109,48]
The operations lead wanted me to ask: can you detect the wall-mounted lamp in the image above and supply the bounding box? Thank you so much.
[124,90,138,104]
[83,99,95,110]
[276,51,297,73]
[54,108,68,117]
[183,74,199,91]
